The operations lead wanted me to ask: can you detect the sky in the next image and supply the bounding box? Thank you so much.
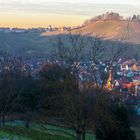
[0,0,140,28]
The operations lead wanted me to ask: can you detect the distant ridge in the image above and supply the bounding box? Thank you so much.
[43,12,140,45]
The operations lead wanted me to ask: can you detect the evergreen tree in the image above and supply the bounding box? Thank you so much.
[94,94,136,140]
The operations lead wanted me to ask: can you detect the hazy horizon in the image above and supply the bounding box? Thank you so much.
[0,0,140,28]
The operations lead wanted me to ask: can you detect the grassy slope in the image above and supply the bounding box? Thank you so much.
[67,20,140,44]
[0,131,31,140]
[0,121,139,140]
[1,125,74,140]
[3,121,95,140]
[43,20,140,44]
[132,127,140,140]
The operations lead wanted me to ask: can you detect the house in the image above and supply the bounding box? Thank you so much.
[120,63,129,71]
[124,70,133,78]
[133,76,140,83]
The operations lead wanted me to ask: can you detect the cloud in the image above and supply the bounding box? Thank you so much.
[0,0,140,17]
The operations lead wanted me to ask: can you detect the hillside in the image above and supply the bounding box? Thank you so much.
[0,31,140,60]
[43,20,140,44]
[43,12,140,45]
[79,20,140,44]
[0,32,52,59]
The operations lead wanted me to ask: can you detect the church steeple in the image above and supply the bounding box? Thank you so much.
[106,67,113,91]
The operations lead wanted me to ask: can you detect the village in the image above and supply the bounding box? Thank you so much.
[1,54,140,116]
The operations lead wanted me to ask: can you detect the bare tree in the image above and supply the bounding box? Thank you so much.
[50,30,88,73]
[40,63,97,140]
[0,71,22,126]
[0,54,30,126]
[45,28,129,140]
[0,77,23,126]
[88,36,105,88]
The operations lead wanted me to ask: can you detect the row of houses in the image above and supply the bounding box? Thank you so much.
[0,25,82,34]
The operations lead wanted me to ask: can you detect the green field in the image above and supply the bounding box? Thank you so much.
[0,125,73,140]
[0,121,140,140]
[132,127,140,140]
[0,121,95,140]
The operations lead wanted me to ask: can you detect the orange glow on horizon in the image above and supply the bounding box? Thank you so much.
[0,13,88,28]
